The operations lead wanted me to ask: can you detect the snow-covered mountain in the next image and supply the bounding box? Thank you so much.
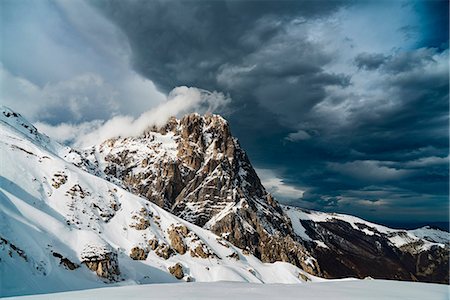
[283,206,449,283]
[72,113,319,274]
[71,109,448,283]
[0,107,318,297]
[0,106,448,297]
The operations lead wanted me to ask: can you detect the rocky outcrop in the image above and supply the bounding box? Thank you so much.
[130,208,151,230]
[154,242,174,260]
[81,244,120,281]
[300,218,449,284]
[51,171,67,189]
[52,252,79,270]
[189,241,218,259]
[1,237,28,262]
[168,263,184,279]
[148,238,159,250]
[129,247,148,260]
[167,225,188,255]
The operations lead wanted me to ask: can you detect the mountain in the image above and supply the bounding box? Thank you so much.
[0,107,317,297]
[74,113,319,274]
[283,206,449,283]
[0,106,448,297]
[74,110,449,284]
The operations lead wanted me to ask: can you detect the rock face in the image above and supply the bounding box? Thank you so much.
[52,252,79,270]
[167,225,188,255]
[303,220,449,283]
[129,247,148,261]
[168,263,184,279]
[82,113,318,275]
[283,206,450,284]
[81,244,120,281]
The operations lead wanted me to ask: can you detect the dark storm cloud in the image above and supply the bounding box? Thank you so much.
[280,47,449,221]
[354,53,386,70]
[92,0,351,91]
[91,0,448,223]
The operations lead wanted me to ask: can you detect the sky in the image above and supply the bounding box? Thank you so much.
[1,0,448,224]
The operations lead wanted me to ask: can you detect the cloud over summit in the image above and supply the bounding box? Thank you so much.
[2,0,448,223]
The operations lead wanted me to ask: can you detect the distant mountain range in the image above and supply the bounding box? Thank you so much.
[0,106,448,297]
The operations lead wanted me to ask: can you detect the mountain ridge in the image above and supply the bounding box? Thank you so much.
[0,106,448,298]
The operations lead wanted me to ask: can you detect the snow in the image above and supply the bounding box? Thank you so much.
[1,106,448,299]
[0,107,317,298]
[283,206,312,241]
[282,205,449,251]
[410,226,449,244]
[5,280,448,300]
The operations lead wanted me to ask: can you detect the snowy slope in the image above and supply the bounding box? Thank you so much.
[283,205,449,251]
[5,280,448,300]
[0,107,319,297]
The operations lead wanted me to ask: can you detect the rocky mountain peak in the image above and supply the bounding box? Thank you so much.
[77,113,318,274]
[1,106,448,291]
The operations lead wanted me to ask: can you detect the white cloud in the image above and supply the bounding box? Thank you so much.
[1,68,166,123]
[285,130,311,142]
[1,0,166,124]
[34,120,103,145]
[328,160,410,182]
[256,168,305,200]
[402,155,449,168]
[35,86,231,148]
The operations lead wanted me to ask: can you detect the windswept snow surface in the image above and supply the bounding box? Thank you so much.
[5,280,448,300]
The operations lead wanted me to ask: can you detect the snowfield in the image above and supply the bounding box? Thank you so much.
[5,280,449,300]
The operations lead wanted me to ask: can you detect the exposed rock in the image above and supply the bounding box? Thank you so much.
[52,252,79,270]
[130,217,150,230]
[65,184,90,199]
[1,237,28,262]
[300,219,449,283]
[129,246,148,260]
[130,208,151,230]
[167,225,187,255]
[299,273,310,282]
[77,112,448,283]
[154,243,174,260]
[190,243,216,259]
[227,252,240,260]
[81,244,120,281]
[148,239,159,250]
[216,238,230,248]
[168,263,184,279]
[51,172,68,189]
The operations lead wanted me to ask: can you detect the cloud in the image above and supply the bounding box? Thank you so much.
[354,53,386,70]
[1,67,166,124]
[285,130,311,142]
[35,86,230,147]
[402,155,449,168]
[327,160,410,182]
[256,168,305,201]
[89,0,448,222]
[3,0,447,223]
[1,0,166,124]
[34,120,103,145]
